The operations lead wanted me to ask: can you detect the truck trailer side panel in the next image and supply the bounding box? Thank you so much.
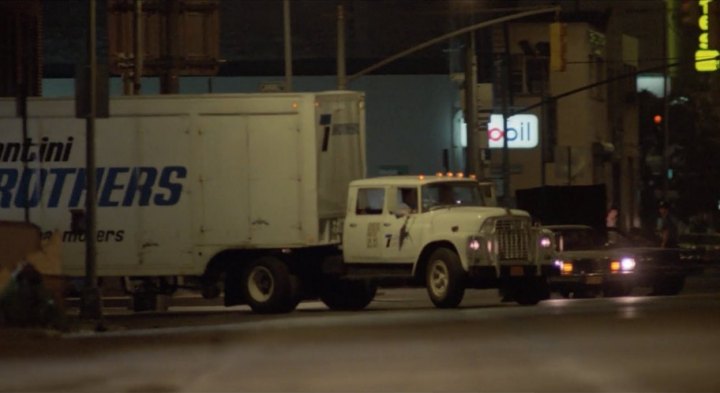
[0,92,365,278]
[247,114,302,245]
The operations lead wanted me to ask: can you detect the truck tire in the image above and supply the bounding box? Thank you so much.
[320,279,377,311]
[426,247,466,308]
[241,257,300,314]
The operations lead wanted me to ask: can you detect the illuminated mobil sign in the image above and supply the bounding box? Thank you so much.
[487,114,538,149]
[696,0,719,72]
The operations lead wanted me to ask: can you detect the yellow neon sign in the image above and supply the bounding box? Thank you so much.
[696,0,720,72]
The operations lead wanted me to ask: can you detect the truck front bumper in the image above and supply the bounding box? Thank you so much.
[467,264,557,288]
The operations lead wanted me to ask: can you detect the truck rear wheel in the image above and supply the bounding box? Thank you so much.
[426,247,465,308]
[320,279,377,311]
[241,257,300,314]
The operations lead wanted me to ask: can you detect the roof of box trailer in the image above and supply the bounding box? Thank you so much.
[350,176,477,187]
[0,91,362,104]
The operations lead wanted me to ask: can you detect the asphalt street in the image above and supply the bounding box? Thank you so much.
[0,272,719,392]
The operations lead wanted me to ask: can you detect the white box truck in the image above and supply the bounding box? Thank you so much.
[0,91,555,313]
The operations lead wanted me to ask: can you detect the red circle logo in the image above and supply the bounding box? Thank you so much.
[488,128,504,142]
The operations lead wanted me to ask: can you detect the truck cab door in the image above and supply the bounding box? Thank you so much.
[381,186,420,264]
[343,187,385,263]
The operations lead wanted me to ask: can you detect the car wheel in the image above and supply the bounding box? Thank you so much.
[426,247,466,308]
[242,257,300,314]
[320,279,377,311]
[575,287,600,299]
[559,289,572,299]
[652,275,685,296]
[603,282,632,297]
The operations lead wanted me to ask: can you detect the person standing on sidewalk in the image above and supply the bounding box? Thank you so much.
[657,201,679,248]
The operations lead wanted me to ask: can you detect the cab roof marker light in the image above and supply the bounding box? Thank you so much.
[469,174,477,180]
[418,174,425,180]
[447,172,454,177]
[436,172,444,177]
[457,172,465,178]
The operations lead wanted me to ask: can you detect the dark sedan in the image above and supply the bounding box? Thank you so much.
[678,232,720,265]
[545,225,689,298]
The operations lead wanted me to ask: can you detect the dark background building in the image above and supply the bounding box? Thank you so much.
[2,0,720,231]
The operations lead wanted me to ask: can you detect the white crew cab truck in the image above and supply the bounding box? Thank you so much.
[0,90,553,313]
[325,175,555,309]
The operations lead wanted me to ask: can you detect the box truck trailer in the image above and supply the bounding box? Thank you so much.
[0,91,555,313]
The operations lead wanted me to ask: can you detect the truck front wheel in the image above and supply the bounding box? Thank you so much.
[320,279,377,311]
[241,257,300,314]
[426,248,466,308]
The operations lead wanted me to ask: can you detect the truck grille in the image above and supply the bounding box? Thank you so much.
[495,218,530,261]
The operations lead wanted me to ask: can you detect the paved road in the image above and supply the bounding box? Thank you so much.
[1,275,719,392]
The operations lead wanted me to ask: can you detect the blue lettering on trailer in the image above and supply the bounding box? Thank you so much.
[0,166,187,208]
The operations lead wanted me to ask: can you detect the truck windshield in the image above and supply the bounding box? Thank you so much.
[421,182,485,211]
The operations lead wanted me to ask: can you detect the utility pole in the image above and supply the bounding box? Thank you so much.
[337,5,347,90]
[662,0,670,201]
[15,18,29,222]
[501,22,514,206]
[133,0,143,94]
[464,32,479,176]
[283,0,293,92]
[160,0,180,94]
[80,0,103,322]
[540,79,548,186]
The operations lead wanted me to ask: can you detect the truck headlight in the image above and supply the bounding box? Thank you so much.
[539,236,552,248]
[467,237,488,264]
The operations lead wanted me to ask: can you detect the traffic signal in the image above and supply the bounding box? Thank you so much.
[680,0,700,25]
[550,22,567,72]
[653,114,663,125]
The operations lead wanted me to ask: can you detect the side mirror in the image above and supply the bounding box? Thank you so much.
[393,205,412,218]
